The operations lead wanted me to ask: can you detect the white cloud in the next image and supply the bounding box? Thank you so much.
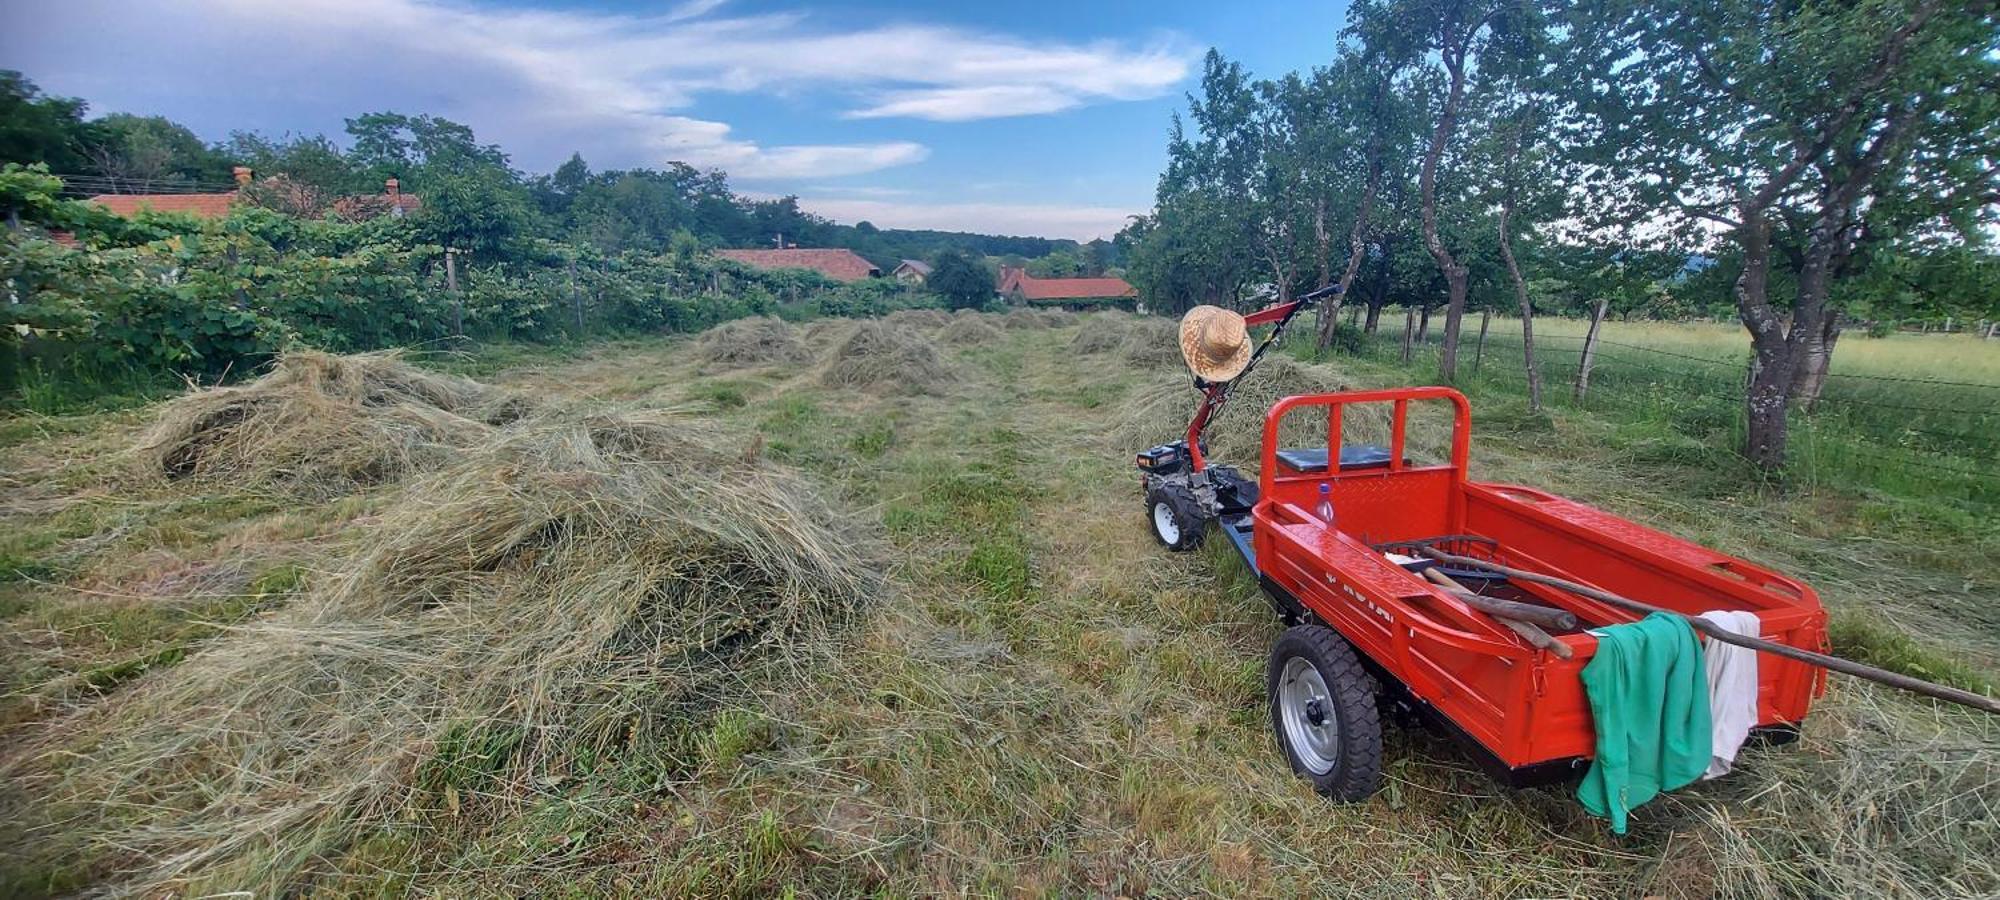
[850,86,1081,121]
[2,0,1192,181]
[781,197,1140,242]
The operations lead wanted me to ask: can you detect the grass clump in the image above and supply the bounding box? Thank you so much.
[819,321,955,395]
[696,316,813,371]
[938,315,1004,345]
[3,411,879,897]
[134,350,528,496]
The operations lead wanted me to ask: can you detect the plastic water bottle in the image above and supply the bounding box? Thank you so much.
[1314,483,1338,529]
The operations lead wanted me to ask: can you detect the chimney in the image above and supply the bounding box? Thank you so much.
[232,166,253,187]
[385,177,400,200]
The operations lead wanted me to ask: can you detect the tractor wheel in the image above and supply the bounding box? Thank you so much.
[1267,624,1383,801]
[1145,482,1206,551]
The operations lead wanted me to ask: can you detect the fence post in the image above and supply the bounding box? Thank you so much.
[568,257,583,334]
[1473,308,1490,372]
[1986,320,1997,340]
[1574,298,1608,402]
[445,247,462,337]
[1401,307,1415,364]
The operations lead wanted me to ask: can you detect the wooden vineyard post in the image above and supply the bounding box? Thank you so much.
[568,257,583,333]
[1574,298,1608,402]
[1401,307,1416,363]
[445,247,463,337]
[1473,308,1490,372]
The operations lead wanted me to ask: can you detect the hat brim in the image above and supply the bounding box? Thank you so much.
[1190,340,1252,382]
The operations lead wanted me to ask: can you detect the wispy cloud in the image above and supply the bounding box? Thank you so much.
[4,0,1191,181]
[777,196,1140,241]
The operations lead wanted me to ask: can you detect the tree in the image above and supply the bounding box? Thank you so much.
[928,250,993,310]
[1353,0,1538,381]
[1575,0,2000,470]
[85,114,231,193]
[0,72,100,174]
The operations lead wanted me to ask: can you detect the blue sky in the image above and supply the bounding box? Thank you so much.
[3,0,1351,239]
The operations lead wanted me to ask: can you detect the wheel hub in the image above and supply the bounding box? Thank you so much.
[1152,501,1180,544]
[1278,656,1341,775]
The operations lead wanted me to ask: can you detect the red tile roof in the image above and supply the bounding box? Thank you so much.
[998,266,1137,301]
[715,248,880,282]
[89,192,239,219]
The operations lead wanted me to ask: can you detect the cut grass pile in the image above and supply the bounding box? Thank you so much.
[1116,354,1350,464]
[938,315,1004,345]
[1002,308,1071,329]
[696,316,813,370]
[819,321,955,395]
[4,409,878,897]
[1068,324,1125,355]
[1120,316,1181,367]
[135,350,529,496]
[882,309,951,331]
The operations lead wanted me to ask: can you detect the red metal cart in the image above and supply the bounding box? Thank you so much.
[1233,387,1828,795]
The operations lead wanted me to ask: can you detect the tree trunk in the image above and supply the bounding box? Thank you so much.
[1736,215,1795,472]
[1792,313,1841,411]
[1421,42,1471,382]
[1497,203,1542,412]
[1318,160,1381,350]
[1574,299,1609,402]
[1417,306,1431,343]
[1364,302,1382,334]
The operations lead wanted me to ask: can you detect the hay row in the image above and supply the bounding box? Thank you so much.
[10,410,881,896]
[135,351,532,497]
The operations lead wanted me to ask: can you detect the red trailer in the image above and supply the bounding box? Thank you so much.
[1135,290,1829,799]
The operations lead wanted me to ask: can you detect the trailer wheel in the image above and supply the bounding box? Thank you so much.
[1267,624,1383,801]
[1145,483,1206,551]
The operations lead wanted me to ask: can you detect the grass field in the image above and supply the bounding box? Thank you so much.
[3,311,1997,897]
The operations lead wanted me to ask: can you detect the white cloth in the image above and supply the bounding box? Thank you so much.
[1697,609,1761,779]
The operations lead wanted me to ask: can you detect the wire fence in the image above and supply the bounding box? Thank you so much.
[1300,310,2000,502]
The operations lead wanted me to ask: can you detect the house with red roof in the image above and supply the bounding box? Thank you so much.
[714,248,881,282]
[87,166,254,219]
[87,169,419,223]
[997,265,1138,308]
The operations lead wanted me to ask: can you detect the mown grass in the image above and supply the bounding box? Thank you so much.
[2,310,1996,898]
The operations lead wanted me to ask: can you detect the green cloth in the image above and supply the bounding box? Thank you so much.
[1576,612,1713,834]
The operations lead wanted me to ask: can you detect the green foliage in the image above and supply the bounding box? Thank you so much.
[0,71,98,174]
[928,250,994,310]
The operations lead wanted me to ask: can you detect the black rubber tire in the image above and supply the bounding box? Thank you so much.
[1145,482,1206,551]
[1267,623,1384,801]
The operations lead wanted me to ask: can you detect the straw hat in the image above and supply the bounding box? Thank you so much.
[1179,305,1252,382]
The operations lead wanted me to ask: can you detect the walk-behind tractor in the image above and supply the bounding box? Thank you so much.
[1136,289,1996,813]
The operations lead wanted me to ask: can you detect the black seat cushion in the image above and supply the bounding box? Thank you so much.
[1274,444,1395,473]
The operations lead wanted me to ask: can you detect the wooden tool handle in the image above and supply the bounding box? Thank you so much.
[1418,548,2000,715]
[1421,566,1574,659]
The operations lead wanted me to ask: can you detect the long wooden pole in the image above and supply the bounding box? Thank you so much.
[1417,549,2000,715]
[1422,568,1573,659]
